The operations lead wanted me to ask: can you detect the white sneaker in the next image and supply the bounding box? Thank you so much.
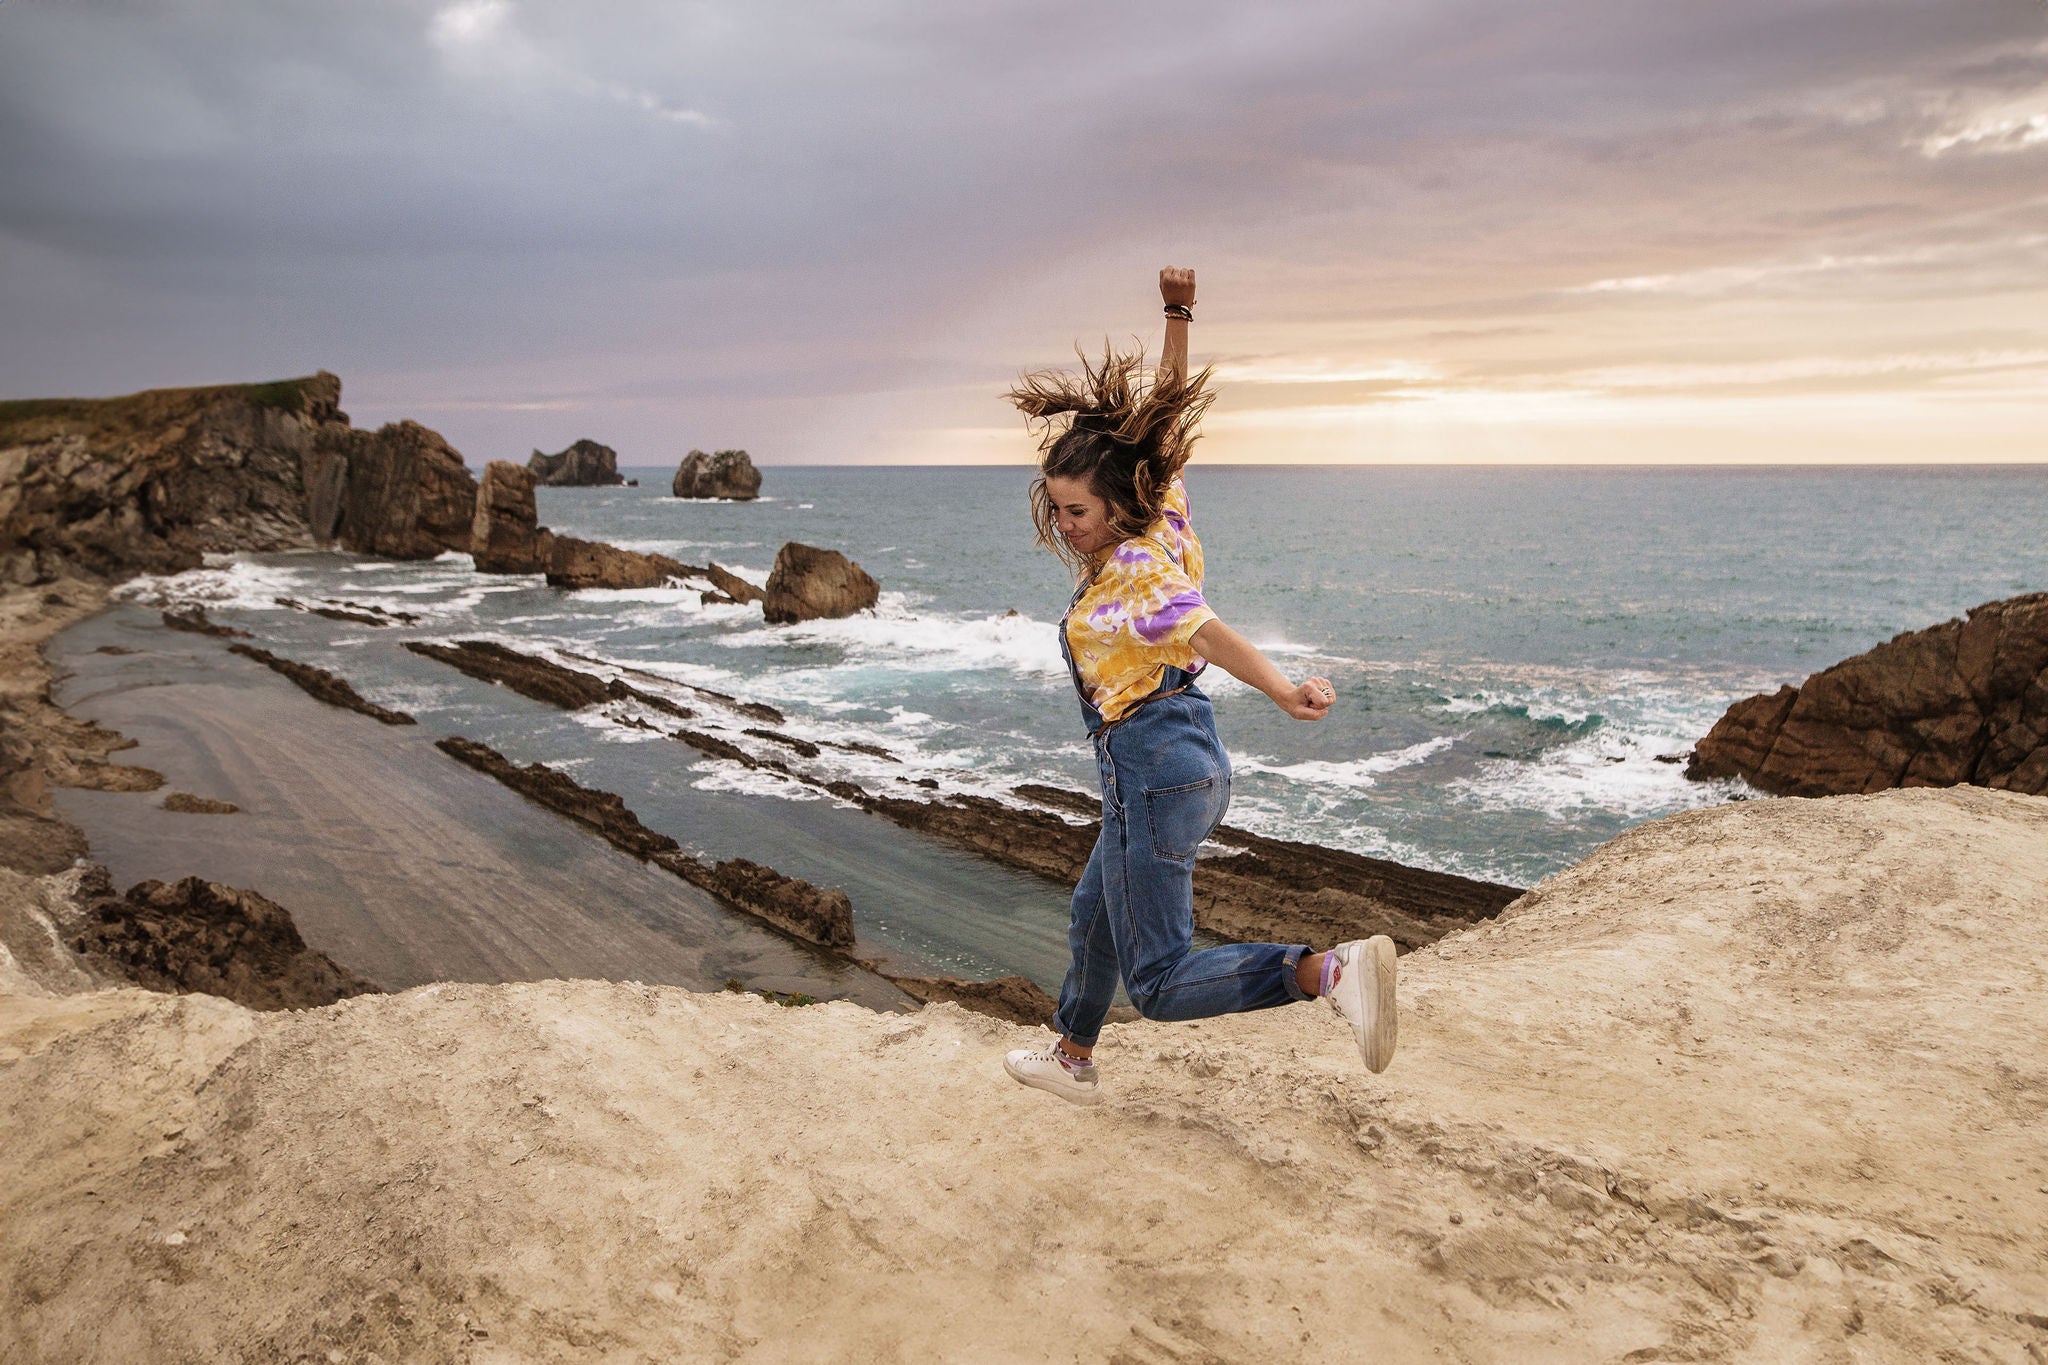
[1004,1044,1103,1106]
[1325,937,1397,1073]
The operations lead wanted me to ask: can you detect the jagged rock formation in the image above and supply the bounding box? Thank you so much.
[226,645,416,726]
[762,541,879,624]
[528,439,623,487]
[470,461,548,573]
[671,448,760,500]
[69,874,382,1010]
[1687,592,2048,796]
[543,535,696,591]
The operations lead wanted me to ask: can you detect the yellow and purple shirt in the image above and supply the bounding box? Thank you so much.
[1062,477,1218,725]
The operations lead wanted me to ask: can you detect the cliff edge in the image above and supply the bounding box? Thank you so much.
[3,786,2042,1362]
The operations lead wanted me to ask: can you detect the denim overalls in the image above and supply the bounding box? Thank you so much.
[1051,591,1310,1048]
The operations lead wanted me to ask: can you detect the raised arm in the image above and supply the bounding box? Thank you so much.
[1190,617,1335,722]
[1159,266,1195,386]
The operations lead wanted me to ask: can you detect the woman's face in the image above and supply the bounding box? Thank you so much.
[1045,474,1115,557]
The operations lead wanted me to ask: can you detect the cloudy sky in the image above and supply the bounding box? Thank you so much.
[3,1,2044,464]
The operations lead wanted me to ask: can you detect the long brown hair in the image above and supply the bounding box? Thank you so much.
[1005,341,1216,576]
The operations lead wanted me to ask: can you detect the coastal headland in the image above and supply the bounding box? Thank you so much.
[3,375,2045,1360]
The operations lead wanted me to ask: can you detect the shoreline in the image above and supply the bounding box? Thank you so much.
[38,598,917,1008]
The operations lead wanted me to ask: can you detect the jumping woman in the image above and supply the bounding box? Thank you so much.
[1001,267,1398,1106]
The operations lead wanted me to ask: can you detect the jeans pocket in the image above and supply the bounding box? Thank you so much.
[1145,777,1219,864]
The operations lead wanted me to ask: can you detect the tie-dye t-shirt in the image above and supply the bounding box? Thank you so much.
[1063,477,1218,724]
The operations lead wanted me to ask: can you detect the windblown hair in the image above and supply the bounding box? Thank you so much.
[1006,341,1216,576]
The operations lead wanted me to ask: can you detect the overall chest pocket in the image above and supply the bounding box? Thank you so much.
[1144,776,1227,864]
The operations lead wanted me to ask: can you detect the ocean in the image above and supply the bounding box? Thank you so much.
[107,464,2048,983]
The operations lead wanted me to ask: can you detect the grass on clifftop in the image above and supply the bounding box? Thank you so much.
[0,375,334,442]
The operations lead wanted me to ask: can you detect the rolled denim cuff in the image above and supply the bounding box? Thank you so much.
[1054,1019,1100,1049]
[1280,944,1311,1003]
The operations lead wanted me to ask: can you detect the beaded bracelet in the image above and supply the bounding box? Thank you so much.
[1163,304,1194,321]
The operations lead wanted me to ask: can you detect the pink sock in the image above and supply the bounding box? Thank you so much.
[1057,1046,1094,1071]
[1319,951,1342,998]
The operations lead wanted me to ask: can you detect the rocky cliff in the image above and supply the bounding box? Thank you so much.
[0,375,346,584]
[0,373,479,584]
[1687,592,2048,796]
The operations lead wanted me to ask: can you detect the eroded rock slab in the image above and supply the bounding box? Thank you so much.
[544,535,697,591]
[433,736,853,948]
[228,645,416,726]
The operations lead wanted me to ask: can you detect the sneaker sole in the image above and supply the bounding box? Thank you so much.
[1004,1055,1103,1107]
[1357,936,1397,1074]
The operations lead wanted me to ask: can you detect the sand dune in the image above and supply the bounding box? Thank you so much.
[3,785,2044,1361]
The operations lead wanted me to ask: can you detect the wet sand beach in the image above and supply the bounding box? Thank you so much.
[49,607,912,1008]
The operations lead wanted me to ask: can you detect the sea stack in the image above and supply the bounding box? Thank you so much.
[671,449,761,501]
[761,542,879,624]
[528,439,624,487]
[470,461,549,574]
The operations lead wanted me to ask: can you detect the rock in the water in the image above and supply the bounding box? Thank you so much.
[671,449,761,500]
[544,535,695,590]
[70,875,382,1010]
[406,640,611,709]
[337,420,479,560]
[761,542,879,624]
[471,461,547,573]
[1687,592,2048,797]
[529,439,624,487]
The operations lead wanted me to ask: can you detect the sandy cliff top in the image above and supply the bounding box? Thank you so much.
[3,785,2044,1362]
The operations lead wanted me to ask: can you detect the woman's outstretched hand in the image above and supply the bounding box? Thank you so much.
[1159,267,1196,308]
[1276,675,1336,722]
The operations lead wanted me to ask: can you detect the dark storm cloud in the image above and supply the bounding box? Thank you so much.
[0,0,2042,461]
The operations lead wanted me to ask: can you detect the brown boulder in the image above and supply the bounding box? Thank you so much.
[671,448,761,500]
[761,542,879,624]
[337,420,479,559]
[544,535,695,590]
[529,439,624,487]
[71,875,382,1010]
[471,461,546,573]
[1687,592,2048,796]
